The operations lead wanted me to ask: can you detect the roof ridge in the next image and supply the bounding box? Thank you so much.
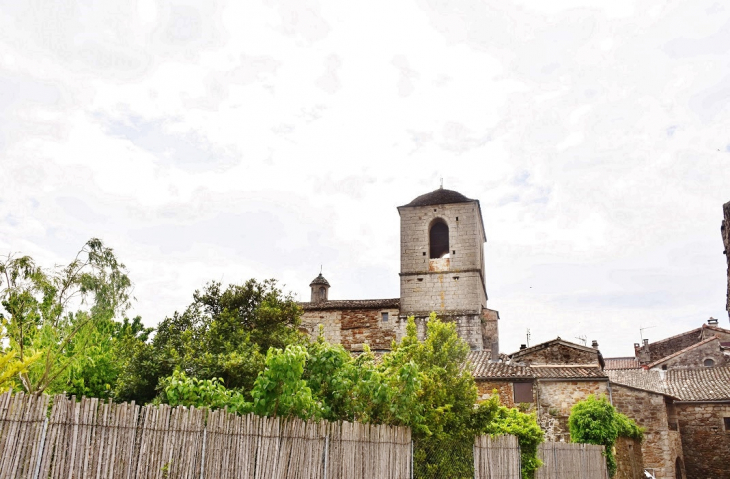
[646,326,702,347]
[511,337,598,356]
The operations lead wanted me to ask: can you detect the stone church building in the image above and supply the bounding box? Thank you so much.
[299,188,499,354]
[298,188,730,479]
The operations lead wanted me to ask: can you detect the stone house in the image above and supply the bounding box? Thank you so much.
[470,338,609,442]
[607,366,730,479]
[605,319,730,479]
[300,188,499,353]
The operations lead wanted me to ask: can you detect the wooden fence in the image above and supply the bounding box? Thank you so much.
[536,441,608,479]
[0,391,411,479]
[474,434,521,479]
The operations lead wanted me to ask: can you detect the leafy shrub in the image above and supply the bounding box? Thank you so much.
[568,394,643,477]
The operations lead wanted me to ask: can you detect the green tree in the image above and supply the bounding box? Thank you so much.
[568,394,643,477]
[115,279,301,403]
[250,345,318,419]
[159,370,250,414]
[0,239,132,394]
[387,313,476,437]
[64,316,152,399]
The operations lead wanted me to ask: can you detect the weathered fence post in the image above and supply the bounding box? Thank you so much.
[31,417,48,479]
[199,427,207,479]
[323,433,329,479]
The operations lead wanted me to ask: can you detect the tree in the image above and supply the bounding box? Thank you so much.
[0,328,41,390]
[0,239,132,394]
[386,313,477,437]
[568,394,643,477]
[64,316,152,399]
[115,279,302,403]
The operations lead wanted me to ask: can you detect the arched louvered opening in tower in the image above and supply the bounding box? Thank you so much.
[429,219,450,259]
[318,287,327,301]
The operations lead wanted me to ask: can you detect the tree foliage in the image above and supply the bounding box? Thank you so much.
[568,394,643,477]
[115,279,301,403]
[0,239,132,394]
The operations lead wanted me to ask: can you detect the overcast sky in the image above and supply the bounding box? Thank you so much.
[1,0,729,358]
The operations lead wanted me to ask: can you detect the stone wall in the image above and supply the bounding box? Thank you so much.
[611,385,684,479]
[300,307,402,351]
[643,332,701,365]
[476,380,524,408]
[536,380,609,441]
[720,202,730,317]
[481,308,500,354]
[676,402,730,479]
[515,343,600,366]
[614,437,645,479]
[652,338,728,370]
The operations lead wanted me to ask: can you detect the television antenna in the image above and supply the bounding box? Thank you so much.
[575,335,587,346]
[639,325,655,342]
[526,328,531,348]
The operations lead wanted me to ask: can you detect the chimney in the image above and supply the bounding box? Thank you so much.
[708,317,719,325]
[591,340,599,349]
[520,344,527,350]
[637,339,651,365]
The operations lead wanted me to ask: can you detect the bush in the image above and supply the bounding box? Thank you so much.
[568,395,643,477]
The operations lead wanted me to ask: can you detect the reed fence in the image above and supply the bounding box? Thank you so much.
[536,441,609,479]
[0,391,610,479]
[473,434,521,479]
[0,391,411,479]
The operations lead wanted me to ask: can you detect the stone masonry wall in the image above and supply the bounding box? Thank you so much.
[516,343,599,366]
[676,402,730,479]
[476,380,522,408]
[611,385,683,479]
[400,271,485,315]
[644,332,703,365]
[536,380,609,442]
[300,307,402,351]
[614,437,645,479]
[653,338,729,370]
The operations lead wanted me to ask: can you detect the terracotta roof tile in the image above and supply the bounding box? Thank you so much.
[604,357,641,370]
[467,351,533,379]
[606,370,667,395]
[607,367,730,401]
[665,367,730,401]
[530,366,607,379]
[299,298,400,311]
[467,352,606,380]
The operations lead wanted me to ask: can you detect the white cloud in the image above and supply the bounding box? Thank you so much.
[1,0,729,357]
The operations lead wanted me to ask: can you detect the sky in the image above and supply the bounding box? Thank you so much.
[1,0,729,358]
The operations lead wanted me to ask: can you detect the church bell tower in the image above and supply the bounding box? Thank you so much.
[398,188,499,353]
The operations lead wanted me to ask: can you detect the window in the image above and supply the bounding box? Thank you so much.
[704,358,715,367]
[513,382,533,403]
[429,219,449,258]
[381,312,389,322]
[319,287,326,300]
[724,417,730,431]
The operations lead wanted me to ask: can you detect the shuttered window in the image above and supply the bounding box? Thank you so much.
[513,382,533,403]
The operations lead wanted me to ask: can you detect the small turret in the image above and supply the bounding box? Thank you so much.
[309,273,330,303]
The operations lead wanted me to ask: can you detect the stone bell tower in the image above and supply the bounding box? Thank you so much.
[398,188,499,353]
